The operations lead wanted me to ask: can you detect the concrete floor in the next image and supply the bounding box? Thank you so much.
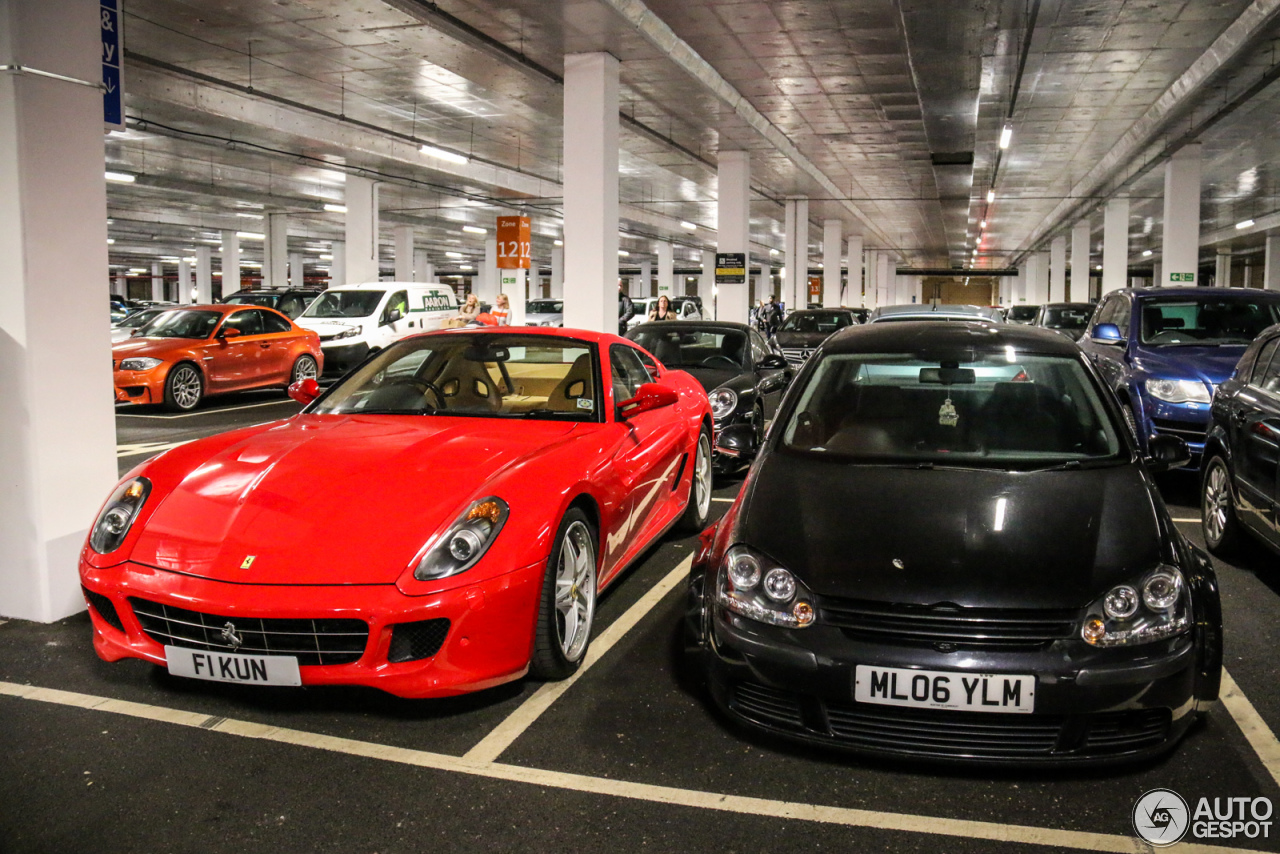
[3,391,1279,853]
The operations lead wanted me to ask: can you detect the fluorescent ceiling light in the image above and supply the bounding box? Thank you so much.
[554,239,564,246]
[999,125,1013,149]
[1142,250,1153,257]
[420,144,468,165]
[770,248,779,255]
[986,190,995,203]
[319,254,333,260]
[235,212,263,219]
[459,264,473,269]
[1095,265,1103,270]
[1236,219,1255,230]
[462,225,486,234]
[680,221,697,231]
[106,238,115,244]
[979,220,987,229]
[323,204,347,214]
[127,268,147,274]
[618,250,630,256]
[104,171,135,183]
[445,251,464,259]
[236,231,265,240]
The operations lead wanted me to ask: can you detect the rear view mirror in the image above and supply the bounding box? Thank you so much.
[384,308,403,324]
[288,377,321,405]
[1092,323,1124,344]
[618,382,679,419]
[1145,434,1191,473]
[755,354,788,370]
[218,327,242,339]
[919,367,975,385]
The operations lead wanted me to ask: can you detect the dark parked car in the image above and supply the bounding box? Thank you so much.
[1007,305,1040,324]
[222,288,325,319]
[1079,287,1280,464]
[627,321,789,471]
[1202,324,1280,556]
[1035,302,1095,341]
[772,308,858,369]
[686,321,1220,764]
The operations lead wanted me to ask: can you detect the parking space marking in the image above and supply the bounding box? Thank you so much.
[0,679,1266,854]
[464,555,693,763]
[711,497,735,503]
[116,400,296,419]
[1171,517,1199,523]
[116,440,191,458]
[1221,668,1280,790]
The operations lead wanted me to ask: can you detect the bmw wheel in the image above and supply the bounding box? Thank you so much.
[163,363,203,412]
[290,354,319,385]
[531,507,597,680]
[1202,455,1241,556]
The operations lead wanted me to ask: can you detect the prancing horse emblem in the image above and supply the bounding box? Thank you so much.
[220,622,243,650]
[240,555,256,569]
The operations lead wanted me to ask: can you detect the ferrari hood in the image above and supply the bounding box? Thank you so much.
[131,415,578,584]
[735,454,1163,610]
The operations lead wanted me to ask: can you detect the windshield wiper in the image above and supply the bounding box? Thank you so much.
[507,408,589,419]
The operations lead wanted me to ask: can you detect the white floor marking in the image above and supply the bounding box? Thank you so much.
[464,555,692,763]
[1220,667,1280,790]
[711,497,735,503]
[1171,517,1199,523]
[0,679,1266,854]
[116,399,295,419]
[116,440,191,458]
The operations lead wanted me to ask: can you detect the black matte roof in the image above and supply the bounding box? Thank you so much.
[823,320,1082,356]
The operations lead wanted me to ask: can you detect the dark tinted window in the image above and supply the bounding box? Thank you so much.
[628,328,748,370]
[135,310,221,339]
[610,345,653,402]
[221,309,263,336]
[1040,305,1093,331]
[780,311,853,333]
[223,293,278,308]
[1139,298,1280,346]
[276,295,312,318]
[1250,338,1280,387]
[259,310,292,334]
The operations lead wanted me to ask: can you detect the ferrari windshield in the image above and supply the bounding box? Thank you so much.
[781,351,1123,468]
[313,333,599,421]
[302,290,384,319]
[1138,298,1280,346]
[134,310,221,339]
[629,328,747,370]
[780,311,853,333]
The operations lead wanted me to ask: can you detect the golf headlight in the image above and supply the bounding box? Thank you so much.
[119,357,162,372]
[709,388,738,421]
[1081,566,1190,647]
[717,545,814,628]
[414,497,509,580]
[335,326,362,340]
[1145,379,1210,404]
[89,477,151,553]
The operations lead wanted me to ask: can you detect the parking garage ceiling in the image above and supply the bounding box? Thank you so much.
[104,0,1280,275]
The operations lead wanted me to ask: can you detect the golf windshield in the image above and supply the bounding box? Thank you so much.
[1139,298,1280,346]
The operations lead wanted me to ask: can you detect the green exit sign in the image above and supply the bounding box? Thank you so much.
[1169,272,1195,282]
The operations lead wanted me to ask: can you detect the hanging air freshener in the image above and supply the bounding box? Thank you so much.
[939,396,959,427]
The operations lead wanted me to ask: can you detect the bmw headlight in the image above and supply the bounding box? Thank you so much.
[414,497,509,581]
[716,545,815,628]
[89,477,151,554]
[335,326,362,340]
[1145,379,1210,404]
[1081,565,1190,647]
[709,388,738,421]
[119,357,163,372]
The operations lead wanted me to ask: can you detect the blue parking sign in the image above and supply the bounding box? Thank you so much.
[101,0,123,130]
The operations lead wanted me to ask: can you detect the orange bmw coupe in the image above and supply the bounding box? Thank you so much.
[112,305,323,411]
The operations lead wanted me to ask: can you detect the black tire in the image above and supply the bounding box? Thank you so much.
[678,427,713,533]
[289,354,318,386]
[1202,455,1241,556]
[530,507,598,680]
[163,362,203,412]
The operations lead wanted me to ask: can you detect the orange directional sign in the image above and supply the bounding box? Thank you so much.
[496,216,531,269]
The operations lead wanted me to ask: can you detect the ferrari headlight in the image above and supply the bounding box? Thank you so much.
[414,497,509,581]
[119,357,163,372]
[709,388,738,421]
[716,545,814,628]
[1081,565,1189,647]
[335,326,362,340]
[1145,379,1210,404]
[89,477,151,553]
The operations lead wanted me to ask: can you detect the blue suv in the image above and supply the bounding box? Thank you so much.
[1079,287,1280,466]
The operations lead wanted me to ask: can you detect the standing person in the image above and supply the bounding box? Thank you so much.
[764,295,784,336]
[649,294,674,321]
[491,293,511,326]
[618,281,635,334]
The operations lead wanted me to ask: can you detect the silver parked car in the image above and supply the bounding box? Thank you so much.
[525,298,564,327]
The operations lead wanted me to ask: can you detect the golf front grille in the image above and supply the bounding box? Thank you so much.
[817,598,1077,651]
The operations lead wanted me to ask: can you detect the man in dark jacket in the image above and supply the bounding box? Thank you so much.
[618,282,635,334]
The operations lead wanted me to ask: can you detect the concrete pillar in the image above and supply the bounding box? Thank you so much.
[561,52,619,332]
[345,175,379,283]
[196,246,212,304]
[639,259,652,298]
[700,249,715,303]
[529,260,542,298]
[784,199,808,312]
[221,230,241,297]
[113,273,125,297]
[1013,266,1026,304]
[1265,234,1280,291]
[414,249,432,282]
[1049,235,1067,303]
[550,244,564,298]
[1216,247,1232,288]
[1026,252,1049,304]
[288,251,303,289]
[716,149,751,323]
[264,213,288,289]
[1102,196,1130,295]
[330,241,345,288]
[1153,261,1163,287]
[1070,219,1090,302]
[177,260,192,305]
[880,253,895,306]
[865,249,879,309]
[0,0,119,621]
[914,277,923,305]
[846,235,863,306]
[394,225,413,282]
[1161,144,1202,286]
[478,237,498,303]
[822,219,842,309]
[656,242,674,299]
[151,262,164,302]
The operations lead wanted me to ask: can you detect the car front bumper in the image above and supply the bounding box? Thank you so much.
[319,341,370,373]
[700,605,1203,765]
[113,368,164,405]
[81,557,544,698]
[1136,393,1212,464]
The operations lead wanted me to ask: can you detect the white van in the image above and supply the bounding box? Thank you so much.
[296,282,459,372]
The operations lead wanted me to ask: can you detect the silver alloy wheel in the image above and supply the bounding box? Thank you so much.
[1204,461,1231,543]
[292,355,318,383]
[554,520,596,662]
[169,365,202,409]
[693,431,712,519]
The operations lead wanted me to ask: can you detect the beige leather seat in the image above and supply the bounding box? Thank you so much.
[546,354,594,412]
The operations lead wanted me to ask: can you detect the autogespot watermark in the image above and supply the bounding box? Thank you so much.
[1132,788,1274,846]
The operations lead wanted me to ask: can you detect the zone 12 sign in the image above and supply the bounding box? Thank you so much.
[496,216,531,269]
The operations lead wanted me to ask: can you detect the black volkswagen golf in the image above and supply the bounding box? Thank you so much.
[687,321,1222,764]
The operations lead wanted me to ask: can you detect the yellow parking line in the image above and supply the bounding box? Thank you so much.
[0,679,1266,854]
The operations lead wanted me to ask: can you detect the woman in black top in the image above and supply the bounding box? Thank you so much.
[649,295,674,321]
